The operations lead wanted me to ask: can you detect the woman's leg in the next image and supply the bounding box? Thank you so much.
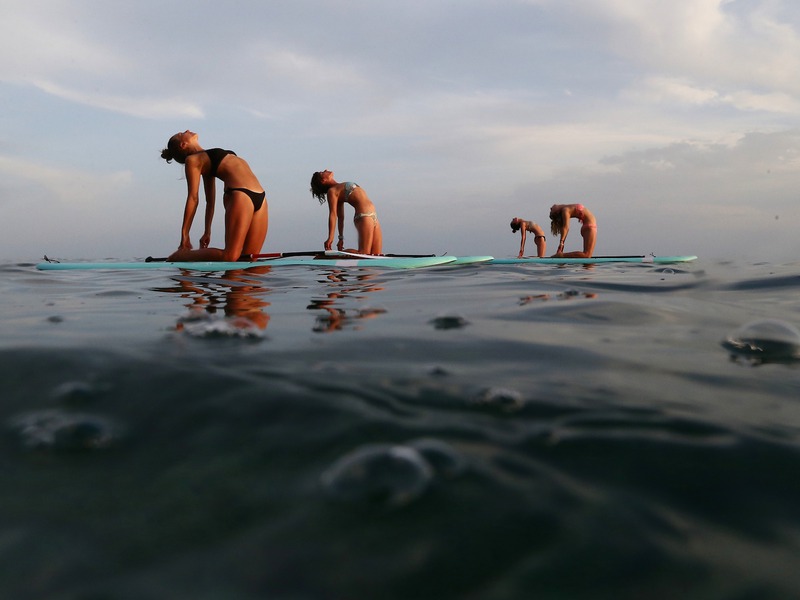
[556,226,597,259]
[241,200,268,256]
[354,217,374,254]
[582,225,597,257]
[222,192,257,261]
[535,236,546,258]
[371,220,382,255]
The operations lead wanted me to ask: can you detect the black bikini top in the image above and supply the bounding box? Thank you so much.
[205,148,236,178]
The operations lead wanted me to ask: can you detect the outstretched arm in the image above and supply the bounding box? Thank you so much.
[518,227,527,258]
[178,161,203,250]
[325,192,338,250]
[200,173,215,248]
[337,200,345,251]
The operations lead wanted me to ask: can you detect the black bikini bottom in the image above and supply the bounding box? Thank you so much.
[225,187,266,211]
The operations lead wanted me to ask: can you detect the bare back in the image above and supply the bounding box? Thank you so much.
[327,184,376,215]
[187,152,263,192]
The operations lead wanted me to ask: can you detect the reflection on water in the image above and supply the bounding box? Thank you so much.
[152,266,272,336]
[307,270,386,333]
[519,290,597,304]
[151,266,389,336]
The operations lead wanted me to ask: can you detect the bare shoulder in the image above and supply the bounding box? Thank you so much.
[328,183,344,200]
[327,186,342,205]
[184,152,207,173]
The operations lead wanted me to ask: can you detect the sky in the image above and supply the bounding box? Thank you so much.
[1,0,798,262]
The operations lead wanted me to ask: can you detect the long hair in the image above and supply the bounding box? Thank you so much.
[550,212,564,237]
[310,171,331,205]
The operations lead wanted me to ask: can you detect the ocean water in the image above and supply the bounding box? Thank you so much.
[2,258,799,599]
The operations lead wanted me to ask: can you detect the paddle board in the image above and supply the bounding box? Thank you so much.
[448,256,494,265]
[36,255,458,271]
[489,255,697,265]
[321,251,494,265]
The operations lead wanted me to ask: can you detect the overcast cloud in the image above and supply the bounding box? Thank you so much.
[1,0,797,261]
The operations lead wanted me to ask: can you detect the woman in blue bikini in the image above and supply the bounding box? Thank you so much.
[160,130,268,262]
[510,217,547,258]
[310,170,383,255]
[549,203,597,258]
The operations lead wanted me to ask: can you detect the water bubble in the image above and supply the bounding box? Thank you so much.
[426,365,450,376]
[470,387,526,413]
[429,315,470,330]
[723,319,800,364]
[408,438,468,479]
[321,444,434,509]
[8,409,119,452]
[50,381,110,405]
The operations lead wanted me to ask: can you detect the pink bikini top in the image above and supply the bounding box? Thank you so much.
[574,204,586,223]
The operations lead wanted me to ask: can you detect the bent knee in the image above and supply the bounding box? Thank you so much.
[221,248,243,262]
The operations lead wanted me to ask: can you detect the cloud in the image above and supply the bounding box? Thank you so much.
[0,2,129,83]
[621,76,800,113]
[528,0,800,109]
[622,77,720,107]
[722,89,800,113]
[0,155,133,205]
[256,46,367,91]
[29,80,204,119]
[0,2,208,118]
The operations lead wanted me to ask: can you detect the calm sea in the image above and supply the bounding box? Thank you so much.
[2,258,799,599]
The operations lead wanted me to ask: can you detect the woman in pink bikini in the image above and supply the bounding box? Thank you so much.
[549,203,597,258]
[310,170,383,255]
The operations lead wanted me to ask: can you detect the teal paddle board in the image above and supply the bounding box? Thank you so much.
[448,256,494,265]
[36,255,458,271]
[489,255,697,265]
[322,251,493,265]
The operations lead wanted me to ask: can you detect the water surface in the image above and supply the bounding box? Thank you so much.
[2,259,799,599]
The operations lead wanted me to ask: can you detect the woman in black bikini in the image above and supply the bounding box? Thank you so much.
[160,130,268,262]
